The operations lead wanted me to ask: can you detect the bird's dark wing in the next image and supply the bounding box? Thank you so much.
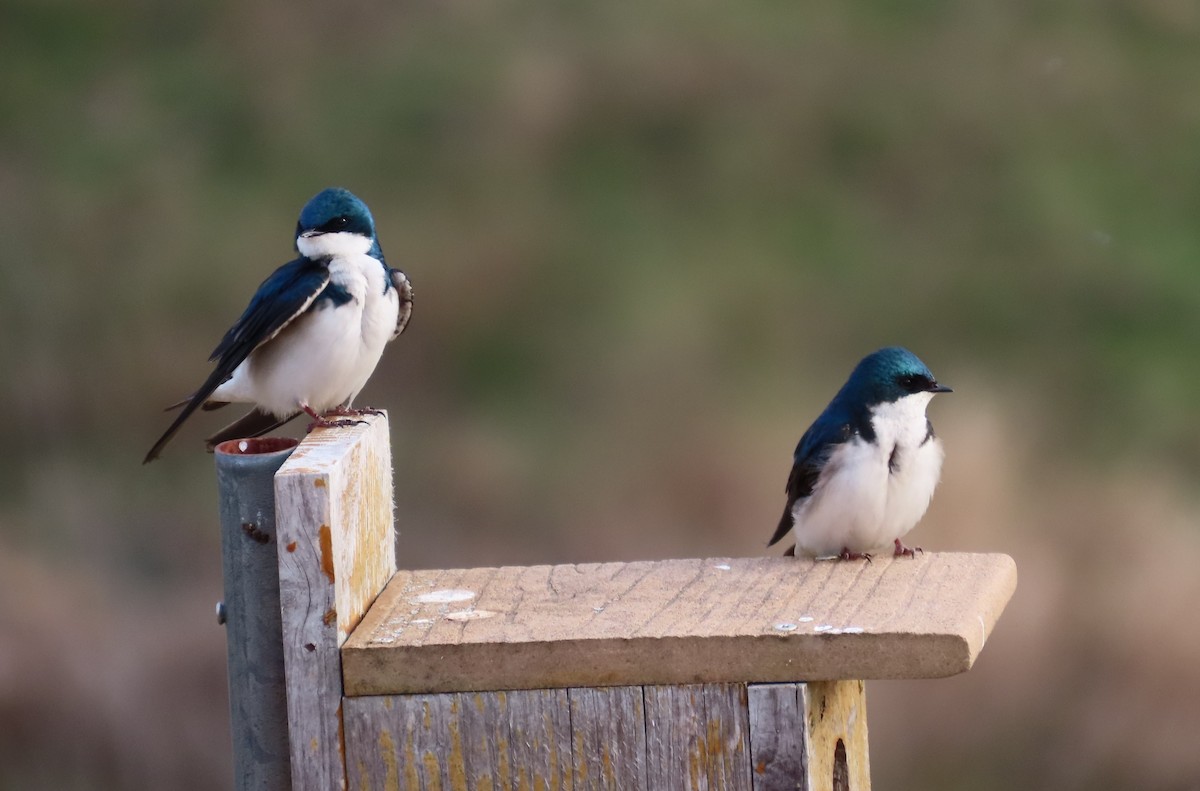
[204,408,301,452]
[390,268,414,339]
[143,257,330,463]
[767,418,854,548]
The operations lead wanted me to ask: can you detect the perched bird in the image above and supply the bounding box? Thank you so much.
[768,347,951,560]
[144,188,413,463]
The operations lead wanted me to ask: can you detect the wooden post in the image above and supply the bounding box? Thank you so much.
[213,436,299,791]
[273,413,397,791]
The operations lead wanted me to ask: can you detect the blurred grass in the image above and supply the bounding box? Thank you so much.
[1,0,1199,788]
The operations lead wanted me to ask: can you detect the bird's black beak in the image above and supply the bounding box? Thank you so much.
[929,382,953,393]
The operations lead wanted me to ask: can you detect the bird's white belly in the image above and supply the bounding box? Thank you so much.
[246,301,367,416]
[791,438,890,557]
[881,437,944,540]
[791,397,944,558]
[213,254,399,418]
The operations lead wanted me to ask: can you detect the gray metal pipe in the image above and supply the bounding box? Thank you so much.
[214,437,299,791]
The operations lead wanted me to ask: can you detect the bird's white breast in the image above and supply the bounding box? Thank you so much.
[791,393,943,558]
[213,240,399,418]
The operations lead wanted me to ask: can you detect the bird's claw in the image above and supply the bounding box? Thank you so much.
[305,417,368,433]
[893,539,923,558]
[838,547,873,563]
[326,405,385,418]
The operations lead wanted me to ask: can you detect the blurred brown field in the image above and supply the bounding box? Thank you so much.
[2,1,1199,789]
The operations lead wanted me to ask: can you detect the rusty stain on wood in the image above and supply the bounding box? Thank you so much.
[319,525,336,583]
[242,522,271,544]
[286,541,298,553]
[323,609,338,626]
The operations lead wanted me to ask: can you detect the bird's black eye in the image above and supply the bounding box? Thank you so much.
[898,374,929,393]
[320,216,350,233]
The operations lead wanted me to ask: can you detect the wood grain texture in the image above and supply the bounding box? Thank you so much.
[274,414,397,791]
[744,681,870,791]
[644,684,751,791]
[344,689,573,791]
[343,683,867,791]
[802,681,869,791]
[342,553,1016,695]
[748,684,807,790]
[568,687,647,790]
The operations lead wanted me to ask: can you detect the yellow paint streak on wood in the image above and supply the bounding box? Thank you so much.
[318,524,335,583]
[573,730,587,785]
[402,727,420,790]
[495,692,511,788]
[448,698,467,791]
[421,750,442,791]
[545,710,562,791]
[600,744,612,784]
[378,729,399,790]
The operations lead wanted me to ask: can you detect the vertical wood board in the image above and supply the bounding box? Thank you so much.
[802,681,870,791]
[275,415,397,791]
[568,686,648,791]
[748,684,807,790]
[642,683,752,791]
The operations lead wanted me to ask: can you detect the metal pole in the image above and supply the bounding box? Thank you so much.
[214,437,299,791]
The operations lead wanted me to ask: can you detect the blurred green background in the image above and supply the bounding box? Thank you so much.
[2,0,1199,788]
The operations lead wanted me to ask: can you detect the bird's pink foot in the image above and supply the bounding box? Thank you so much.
[301,405,367,433]
[893,538,923,558]
[305,417,366,432]
[838,547,873,563]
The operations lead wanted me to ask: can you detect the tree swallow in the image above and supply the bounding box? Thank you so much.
[144,188,414,463]
[768,347,952,560]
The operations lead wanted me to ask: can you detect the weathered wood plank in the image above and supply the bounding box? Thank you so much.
[644,685,706,791]
[748,684,806,790]
[644,684,752,791]
[488,689,573,791]
[342,553,1016,695]
[344,689,573,791]
[275,414,397,791]
[568,686,647,791]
